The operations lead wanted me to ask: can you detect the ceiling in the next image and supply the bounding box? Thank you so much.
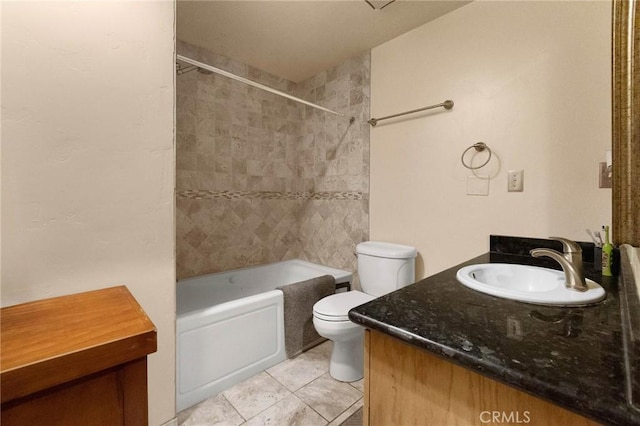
[177,1,471,82]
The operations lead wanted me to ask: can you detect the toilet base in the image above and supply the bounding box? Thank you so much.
[327,329,364,382]
[313,297,371,383]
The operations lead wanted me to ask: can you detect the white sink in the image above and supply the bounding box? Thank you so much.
[456,263,606,306]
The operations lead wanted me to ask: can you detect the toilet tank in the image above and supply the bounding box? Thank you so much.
[356,241,418,297]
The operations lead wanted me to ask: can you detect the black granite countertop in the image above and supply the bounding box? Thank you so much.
[349,236,640,425]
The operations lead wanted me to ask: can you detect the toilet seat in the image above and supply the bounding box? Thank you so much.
[313,291,375,322]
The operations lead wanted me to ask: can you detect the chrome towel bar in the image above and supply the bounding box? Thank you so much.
[368,99,454,126]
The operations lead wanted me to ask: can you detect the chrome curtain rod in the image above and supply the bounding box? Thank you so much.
[368,100,454,126]
[176,55,355,123]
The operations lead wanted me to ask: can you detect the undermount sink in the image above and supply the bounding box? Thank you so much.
[456,263,606,306]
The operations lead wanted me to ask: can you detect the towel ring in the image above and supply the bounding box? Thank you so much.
[461,142,492,170]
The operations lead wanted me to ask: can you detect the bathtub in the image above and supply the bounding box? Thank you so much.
[176,259,352,411]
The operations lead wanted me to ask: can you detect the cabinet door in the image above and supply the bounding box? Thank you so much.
[1,358,148,426]
[365,330,598,426]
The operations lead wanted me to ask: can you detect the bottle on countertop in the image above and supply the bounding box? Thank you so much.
[602,225,613,277]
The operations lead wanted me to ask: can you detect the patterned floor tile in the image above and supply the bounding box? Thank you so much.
[242,394,327,426]
[295,373,362,421]
[349,378,364,393]
[221,371,291,420]
[308,340,333,358]
[266,348,330,392]
[178,393,244,426]
[328,399,363,426]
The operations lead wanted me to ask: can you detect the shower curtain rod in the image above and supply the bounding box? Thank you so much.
[176,55,355,123]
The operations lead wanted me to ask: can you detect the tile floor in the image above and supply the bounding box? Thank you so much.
[178,341,363,426]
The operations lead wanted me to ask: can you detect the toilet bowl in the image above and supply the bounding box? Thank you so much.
[313,291,375,382]
[312,241,417,382]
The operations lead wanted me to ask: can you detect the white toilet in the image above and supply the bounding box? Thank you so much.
[312,241,417,382]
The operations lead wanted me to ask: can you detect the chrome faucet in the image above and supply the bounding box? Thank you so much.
[530,237,589,292]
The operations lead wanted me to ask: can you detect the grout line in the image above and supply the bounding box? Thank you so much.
[327,397,364,426]
[348,380,364,392]
[301,397,331,423]
[295,376,332,422]
[230,389,296,426]
[221,393,247,422]
[296,374,364,423]
[246,392,330,426]
[264,364,301,392]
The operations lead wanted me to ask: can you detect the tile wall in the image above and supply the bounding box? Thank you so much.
[176,41,370,286]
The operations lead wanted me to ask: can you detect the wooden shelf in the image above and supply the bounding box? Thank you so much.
[1,286,157,425]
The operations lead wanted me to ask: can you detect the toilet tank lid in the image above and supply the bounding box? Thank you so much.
[356,241,417,259]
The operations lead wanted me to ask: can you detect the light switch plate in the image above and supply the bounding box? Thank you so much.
[467,175,489,196]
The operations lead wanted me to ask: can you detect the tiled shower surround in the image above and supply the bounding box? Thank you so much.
[176,41,370,284]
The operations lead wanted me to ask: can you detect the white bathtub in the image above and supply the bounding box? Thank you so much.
[176,259,352,411]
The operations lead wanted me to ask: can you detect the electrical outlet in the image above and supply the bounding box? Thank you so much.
[507,170,524,192]
[599,162,612,188]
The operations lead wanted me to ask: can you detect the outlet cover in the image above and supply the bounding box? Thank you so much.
[467,175,489,196]
[507,170,524,192]
[599,162,612,188]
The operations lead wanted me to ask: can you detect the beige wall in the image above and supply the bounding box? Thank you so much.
[1,2,176,424]
[370,1,612,278]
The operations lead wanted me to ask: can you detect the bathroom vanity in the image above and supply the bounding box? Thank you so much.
[349,236,640,426]
[1,286,157,425]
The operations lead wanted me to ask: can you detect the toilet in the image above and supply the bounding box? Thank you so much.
[312,241,417,382]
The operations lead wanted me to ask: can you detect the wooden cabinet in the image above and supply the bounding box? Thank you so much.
[1,286,157,425]
[363,329,599,426]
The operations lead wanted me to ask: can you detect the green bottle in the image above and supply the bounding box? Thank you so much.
[602,225,613,277]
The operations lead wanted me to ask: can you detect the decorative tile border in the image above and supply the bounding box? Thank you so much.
[177,190,364,201]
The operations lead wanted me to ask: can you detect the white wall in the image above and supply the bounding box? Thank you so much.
[370,0,611,278]
[1,2,176,424]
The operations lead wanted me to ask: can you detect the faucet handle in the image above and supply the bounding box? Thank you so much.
[549,237,582,254]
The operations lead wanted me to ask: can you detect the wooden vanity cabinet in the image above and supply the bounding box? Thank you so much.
[1,286,157,426]
[363,329,599,426]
